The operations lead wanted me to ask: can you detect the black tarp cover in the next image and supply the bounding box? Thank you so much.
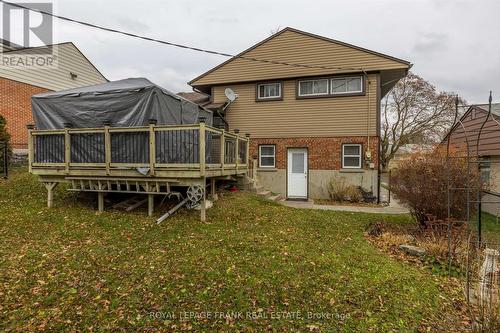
[31,77,212,128]
[31,78,213,166]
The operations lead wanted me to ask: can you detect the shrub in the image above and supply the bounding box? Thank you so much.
[327,176,348,201]
[345,185,363,203]
[327,176,363,202]
[390,146,482,226]
[0,115,11,169]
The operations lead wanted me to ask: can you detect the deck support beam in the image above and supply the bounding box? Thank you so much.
[97,192,104,212]
[44,182,58,208]
[148,194,154,217]
[210,178,216,199]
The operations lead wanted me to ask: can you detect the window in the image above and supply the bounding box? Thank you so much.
[480,158,491,184]
[257,83,281,100]
[259,145,275,168]
[298,79,329,96]
[331,76,363,95]
[342,144,362,169]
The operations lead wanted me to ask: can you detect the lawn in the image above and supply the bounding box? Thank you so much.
[483,212,500,243]
[0,170,462,332]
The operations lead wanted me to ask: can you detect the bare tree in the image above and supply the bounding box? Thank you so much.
[269,26,282,35]
[380,72,463,171]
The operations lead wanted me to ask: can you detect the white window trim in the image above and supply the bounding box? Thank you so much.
[331,76,363,95]
[342,144,362,169]
[298,79,329,97]
[259,145,276,168]
[257,83,282,100]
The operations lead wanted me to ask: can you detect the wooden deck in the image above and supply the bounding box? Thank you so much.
[28,122,250,221]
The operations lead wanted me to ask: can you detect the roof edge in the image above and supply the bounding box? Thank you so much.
[189,26,411,87]
[1,41,108,82]
[441,104,500,143]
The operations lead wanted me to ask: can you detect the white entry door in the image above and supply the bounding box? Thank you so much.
[287,148,308,199]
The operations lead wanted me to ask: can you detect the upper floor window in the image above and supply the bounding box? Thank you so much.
[342,144,362,169]
[257,82,281,100]
[331,76,363,95]
[298,79,329,96]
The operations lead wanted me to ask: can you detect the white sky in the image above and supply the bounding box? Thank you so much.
[7,0,500,103]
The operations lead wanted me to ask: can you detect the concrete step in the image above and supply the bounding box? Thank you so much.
[257,190,271,198]
[268,194,283,202]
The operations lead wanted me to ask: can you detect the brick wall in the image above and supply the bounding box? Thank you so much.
[249,136,379,170]
[0,77,49,149]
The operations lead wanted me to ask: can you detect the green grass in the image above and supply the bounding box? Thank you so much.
[0,171,459,332]
[471,212,500,244]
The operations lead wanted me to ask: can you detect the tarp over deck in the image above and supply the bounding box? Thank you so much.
[31,77,213,129]
[30,78,214,165]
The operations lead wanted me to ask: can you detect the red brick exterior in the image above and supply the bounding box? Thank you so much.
[250,136,379,170]
[0,77,49,148]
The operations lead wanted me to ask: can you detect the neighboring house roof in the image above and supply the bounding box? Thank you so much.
[442,103,500,143]
[177,91,210,105]
[0,39,22,52]
[177,91,228,112]
[475,103,500,117]
[189,27,411,93]
[0,41,107,91]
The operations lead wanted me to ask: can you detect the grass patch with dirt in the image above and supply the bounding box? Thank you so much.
[0,170,464,332]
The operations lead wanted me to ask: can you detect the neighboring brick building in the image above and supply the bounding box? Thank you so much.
[188,27,411,200]
[0,41,107,151]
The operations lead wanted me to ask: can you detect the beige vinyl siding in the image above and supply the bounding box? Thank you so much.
[213,74,379,138]
[0,43,106,91]
[192,29,407,87]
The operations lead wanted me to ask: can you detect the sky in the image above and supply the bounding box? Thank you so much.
[7,0,500,103]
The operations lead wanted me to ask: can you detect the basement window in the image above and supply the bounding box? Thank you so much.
[259,145,276,168]
[257,82,281,100]
[331,76,363,95]
[342,144,362,169]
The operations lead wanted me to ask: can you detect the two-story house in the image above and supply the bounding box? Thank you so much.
[189,27,411,201]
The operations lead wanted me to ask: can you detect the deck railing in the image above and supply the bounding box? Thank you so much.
[28,122,249,177]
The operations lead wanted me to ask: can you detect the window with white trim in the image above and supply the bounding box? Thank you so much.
[342,144,362,168]
[257,83,281,99]
[331,76,363,95]
[259,145,275,168]
[298,79,329,96]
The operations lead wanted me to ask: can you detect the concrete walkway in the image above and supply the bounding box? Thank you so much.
[280,200,409,214]
[280,185,409,214]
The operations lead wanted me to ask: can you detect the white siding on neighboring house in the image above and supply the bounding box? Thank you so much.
[0,42,107,90]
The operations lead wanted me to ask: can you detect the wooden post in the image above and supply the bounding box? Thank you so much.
[234,129,240,170]
[199,119,206,176]
[149,119,156,176]
[200,177,206,222]
[104,125,111,175]
[252,158,258,181]
[211,178,216,199]
[64,127,71,174]
[220,129,225,171]
[148,194,154,217]
[44,182,57,208]
[97,192,104,212]
[27,124,34,173]
[245,133,250,173]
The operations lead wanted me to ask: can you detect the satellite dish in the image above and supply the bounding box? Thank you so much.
[224,88,238,102]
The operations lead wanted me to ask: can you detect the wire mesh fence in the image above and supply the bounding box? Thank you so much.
[445,93,500,331]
